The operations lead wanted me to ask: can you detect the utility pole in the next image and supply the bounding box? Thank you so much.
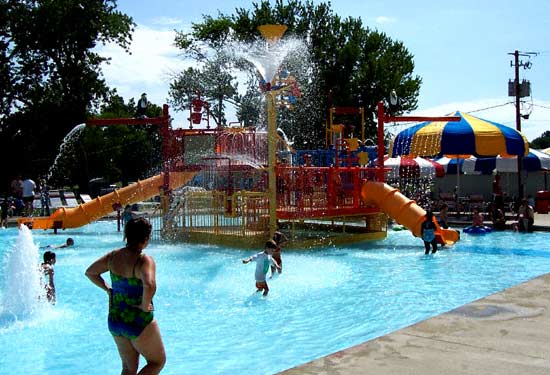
[508,50,536,200]
[513,50,523,200]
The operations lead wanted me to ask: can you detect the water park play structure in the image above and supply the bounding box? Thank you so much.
[18,25,460,248]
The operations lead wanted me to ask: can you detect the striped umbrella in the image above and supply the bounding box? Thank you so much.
[390,111,529,158]
[436,149,550,174]
[381,156,445,179]
[434,156,475,175]
[390,111,529,194]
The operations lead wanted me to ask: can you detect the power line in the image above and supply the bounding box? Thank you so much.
[384,102,514,129]
[386,100,543,130]
[465,101,514,114]
[533,103,550,110]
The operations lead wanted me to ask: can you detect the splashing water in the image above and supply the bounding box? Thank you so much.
[1,225,46,323]
[230,37,307,84]
[47,123,86,181]
[215,153,266,170]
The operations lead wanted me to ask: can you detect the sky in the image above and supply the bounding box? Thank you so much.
[99,0,550,142]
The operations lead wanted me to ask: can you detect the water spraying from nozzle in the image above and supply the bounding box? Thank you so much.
[1,225,48,324]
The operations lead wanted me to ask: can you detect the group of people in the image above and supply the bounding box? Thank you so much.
[423,182,537,254]
[84,216,289,374]
[4,175,51,219]
[37,186,539,374]
[9,175,37,216]
[489,174,534,232]
[434,173,537,234]
[477,198,534,233]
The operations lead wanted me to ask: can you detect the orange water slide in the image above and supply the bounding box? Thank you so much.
[360,181,459,245]
[18,172,196,230]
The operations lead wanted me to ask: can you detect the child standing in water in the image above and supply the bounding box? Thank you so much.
[420,210,437,255]
[271,231,288,277]
[41,251,56,304]
[243,240,281,296]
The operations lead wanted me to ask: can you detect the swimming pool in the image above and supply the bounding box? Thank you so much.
[1,222,550,374]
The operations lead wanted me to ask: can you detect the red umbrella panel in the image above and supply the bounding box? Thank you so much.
[382,156,445,179]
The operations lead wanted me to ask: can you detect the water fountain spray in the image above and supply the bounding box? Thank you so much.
[257,24,294,237]
[1,225,47,323]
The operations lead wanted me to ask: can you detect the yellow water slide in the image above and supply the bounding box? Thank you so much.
[18,172,196,230]
[361,181,459,245]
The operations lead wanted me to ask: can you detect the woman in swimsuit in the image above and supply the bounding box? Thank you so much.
[85,217,166,374]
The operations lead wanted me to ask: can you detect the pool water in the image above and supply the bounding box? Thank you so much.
[1,222,550,374]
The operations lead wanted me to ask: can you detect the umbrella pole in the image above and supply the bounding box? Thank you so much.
[455,156,462,218]
[456,156,460,197]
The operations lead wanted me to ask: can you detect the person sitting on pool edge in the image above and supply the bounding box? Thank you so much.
[487,202,506,230]
[514,198,535,232]
[420,210,437,255]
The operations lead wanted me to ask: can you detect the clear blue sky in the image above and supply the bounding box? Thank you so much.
[101,0,550,141]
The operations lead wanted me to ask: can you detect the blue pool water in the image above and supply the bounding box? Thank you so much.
[1,222,550,374]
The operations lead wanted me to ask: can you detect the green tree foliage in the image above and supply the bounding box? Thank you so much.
[530,131,550,149]
[169,53,239,127]
[0,0,134,192]
[171,0,421,148]
[49,94,164,191]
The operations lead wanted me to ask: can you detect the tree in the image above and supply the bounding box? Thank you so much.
[48,93,164,191]
[0,0,134,192]
[169,53,239,127]
[530,131,550,149]
[171,0,421,149]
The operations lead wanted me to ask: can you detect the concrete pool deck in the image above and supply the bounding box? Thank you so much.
[280,214,550,375]
[281,273,550,373]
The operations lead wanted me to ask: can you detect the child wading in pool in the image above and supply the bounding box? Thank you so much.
[270,231,288,277]
[41,251,56,304]
[242,240,281,296]
[420,210,437,255]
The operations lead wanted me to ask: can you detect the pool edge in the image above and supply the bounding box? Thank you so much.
[279,273,550,374]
